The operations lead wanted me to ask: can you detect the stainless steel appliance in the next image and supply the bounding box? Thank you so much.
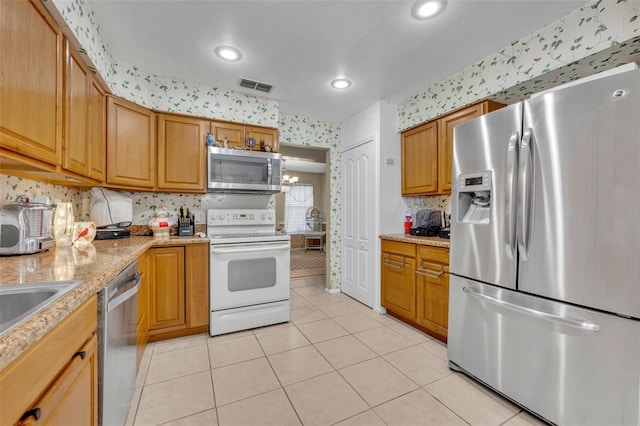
[207,208,290,336]
[207,147,282,193]
[449,67,640,425]
[0,202,54,256]
[98,261,140,426]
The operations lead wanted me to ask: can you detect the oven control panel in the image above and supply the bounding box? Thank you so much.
[207,209,275,226]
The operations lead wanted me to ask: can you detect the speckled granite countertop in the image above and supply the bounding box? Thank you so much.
[0,235,209,370]
[380,234,451,248]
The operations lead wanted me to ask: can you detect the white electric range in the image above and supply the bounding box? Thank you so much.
[207,208,291,336]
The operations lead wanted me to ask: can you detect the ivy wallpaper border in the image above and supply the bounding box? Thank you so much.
[398,0,640,130]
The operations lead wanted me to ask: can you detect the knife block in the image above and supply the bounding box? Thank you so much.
[178,216,194,236]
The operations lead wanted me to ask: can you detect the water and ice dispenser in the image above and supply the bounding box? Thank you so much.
[456,171,492,224]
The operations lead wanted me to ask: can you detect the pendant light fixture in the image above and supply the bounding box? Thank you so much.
[281,159,299,193]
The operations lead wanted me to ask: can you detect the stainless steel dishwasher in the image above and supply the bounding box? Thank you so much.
[98,260,140,426]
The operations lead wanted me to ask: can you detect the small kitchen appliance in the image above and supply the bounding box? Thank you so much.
[0,202,54,255]
[207,147,282,193]
[207,208,290,336]
[409,209,442,236]
[91,187,133,240]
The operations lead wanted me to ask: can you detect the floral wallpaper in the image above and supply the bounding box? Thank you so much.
[0,174,90,220]
[399,0,640,130]
[278,113,342,289]
[111,59,280,127]
[51,0,117,85]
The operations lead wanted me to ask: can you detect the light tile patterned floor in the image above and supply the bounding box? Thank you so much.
[127,276,547,426]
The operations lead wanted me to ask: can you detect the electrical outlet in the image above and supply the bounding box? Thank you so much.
[194,212,204,224]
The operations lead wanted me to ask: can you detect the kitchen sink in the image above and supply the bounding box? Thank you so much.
[0,280,84,338]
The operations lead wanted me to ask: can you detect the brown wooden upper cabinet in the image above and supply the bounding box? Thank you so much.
[246,125,279,153]
[157,113,207,192]
[401,122,438,195]
[106,96,156,189]
[401,100,504,196]
[210,121,279,152]
[87,78,107,181]
[0,0,63,167]
[63,42,106,182]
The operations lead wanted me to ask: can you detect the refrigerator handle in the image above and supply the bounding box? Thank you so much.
[462,287,601,332]
[504,131,519,259]
[517,129,534,260]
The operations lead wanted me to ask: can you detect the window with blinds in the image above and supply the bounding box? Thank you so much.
[285,184,313,234]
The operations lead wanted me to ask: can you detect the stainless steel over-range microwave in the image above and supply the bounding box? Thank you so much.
[207,147,282,193]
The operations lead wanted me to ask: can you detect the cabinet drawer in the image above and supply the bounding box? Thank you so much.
[381,240,416,258]
[417,245,449,265]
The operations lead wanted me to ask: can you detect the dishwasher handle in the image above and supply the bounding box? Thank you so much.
[107,272,140,312]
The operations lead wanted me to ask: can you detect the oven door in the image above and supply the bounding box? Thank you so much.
[210,241,290,310]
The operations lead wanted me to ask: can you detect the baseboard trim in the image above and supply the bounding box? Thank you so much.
[325,287,341,294]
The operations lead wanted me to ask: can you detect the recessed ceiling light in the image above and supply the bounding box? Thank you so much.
[412,0,445,20]
[331,78,351,89]
[215,45,242,61]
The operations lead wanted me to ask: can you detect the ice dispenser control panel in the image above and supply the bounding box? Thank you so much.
[457,171,492,224]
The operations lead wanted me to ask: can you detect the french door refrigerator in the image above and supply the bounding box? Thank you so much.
[448,67,640,426]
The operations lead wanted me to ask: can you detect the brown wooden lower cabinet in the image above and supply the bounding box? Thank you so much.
[20,335,98,426]
[0,296,98,426]
[381,240,450,342]
[416,261,450,339]
[147,245,209,342]
[381,241,417,321]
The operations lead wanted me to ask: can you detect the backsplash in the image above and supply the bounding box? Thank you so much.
[404,195,452,219]
[1,174,90,220]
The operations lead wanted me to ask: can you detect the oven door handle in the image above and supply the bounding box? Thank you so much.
[211,243,291,254]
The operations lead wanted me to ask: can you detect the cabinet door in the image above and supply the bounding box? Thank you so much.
[20,335,98,426]
[157,114,207,192]
[381,252,416,321]
[245,125,279,152]
[136,252,149,370]
[416,262,450,339]
[148,247,186,332]
[87,78,106,182]
[185,244,209,329]
[438,100,504,193]
[437,105,482,194]
[211,121,245,149]
[106,96,156,189]
[0,0,63,165]
[401,122,438,195]
[63,45,89,176]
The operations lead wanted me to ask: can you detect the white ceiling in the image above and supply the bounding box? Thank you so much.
[88,0,586,123]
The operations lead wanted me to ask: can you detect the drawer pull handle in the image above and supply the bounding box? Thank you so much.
[72,351,86,360]
[416,265,444,278]
[20,408,41,422]
[384,256,406,269]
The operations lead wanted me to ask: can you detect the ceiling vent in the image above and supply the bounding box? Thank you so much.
[239,78,273,93]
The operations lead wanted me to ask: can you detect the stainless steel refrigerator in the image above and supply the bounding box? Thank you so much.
[448,67,640,426]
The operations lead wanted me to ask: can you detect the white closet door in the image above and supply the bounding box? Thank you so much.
[341,140,375,307]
